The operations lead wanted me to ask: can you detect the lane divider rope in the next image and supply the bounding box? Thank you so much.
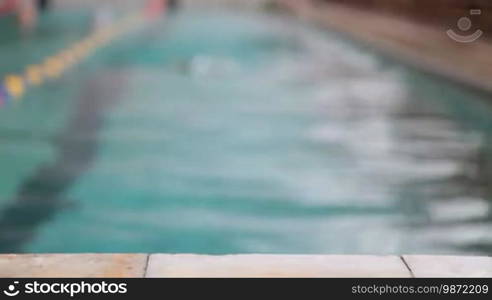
[0,11,148,108]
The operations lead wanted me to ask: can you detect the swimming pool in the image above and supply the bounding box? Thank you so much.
[0,7,491,254]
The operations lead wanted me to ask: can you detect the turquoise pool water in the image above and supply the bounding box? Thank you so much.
[1,8,492,254]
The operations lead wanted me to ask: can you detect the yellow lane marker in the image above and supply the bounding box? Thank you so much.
[43,57,64,79]
[25,65,43,86]
[72,42,88,59]
[4,75,25,100]
[1,11,148,104]
[57,50,76,67]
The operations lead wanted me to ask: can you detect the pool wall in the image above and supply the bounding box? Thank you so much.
[277,0,492,95]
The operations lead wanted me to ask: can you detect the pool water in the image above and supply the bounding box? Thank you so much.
[0,8,492,254]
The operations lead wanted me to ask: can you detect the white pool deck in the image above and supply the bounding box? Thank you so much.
[0,254,491,277]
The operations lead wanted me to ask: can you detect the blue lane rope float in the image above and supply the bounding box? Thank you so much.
[0,11,147,110]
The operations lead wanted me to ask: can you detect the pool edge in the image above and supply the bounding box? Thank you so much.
[0,254,491,277]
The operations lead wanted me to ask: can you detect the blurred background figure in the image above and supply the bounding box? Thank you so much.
[17,0,37,30]
[168,0,178,10]
[145,0,167,18]
[37,0,49,10]
[0,0,50,30]
[145,0,179,19]
[0,0,18,15]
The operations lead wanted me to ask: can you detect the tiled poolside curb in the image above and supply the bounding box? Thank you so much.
[0,255,491,278]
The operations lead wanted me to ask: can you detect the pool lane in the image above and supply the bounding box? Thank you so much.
[0,8,138,252]
[0,10,93,213]
[1,9,492,254]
